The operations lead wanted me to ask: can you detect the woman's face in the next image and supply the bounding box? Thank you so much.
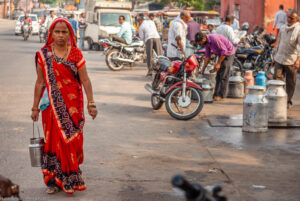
[52,22,70,46]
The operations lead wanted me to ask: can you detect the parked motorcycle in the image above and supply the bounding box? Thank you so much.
[234,34,276,78]
[101,38,146,71]
[144,54,204,120]
[22,23,31,41]
[172,175,227,201]
[39,24,47,43]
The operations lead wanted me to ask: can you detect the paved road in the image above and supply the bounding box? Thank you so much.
[0,19,299,201]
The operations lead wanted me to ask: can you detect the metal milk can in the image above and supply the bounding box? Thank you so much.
[243,85,268,133]
[227,71,244,98]
[265,80,287,122]
[202,79,213,103]
[203,72,216,93]
[29,123,45,167]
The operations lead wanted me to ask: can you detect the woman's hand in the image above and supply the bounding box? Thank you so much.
[31,111,40,122]
[87,106,98,120]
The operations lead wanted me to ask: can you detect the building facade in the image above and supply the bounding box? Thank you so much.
[221,0,298,33]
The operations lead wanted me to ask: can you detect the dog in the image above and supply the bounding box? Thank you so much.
[0,174,21,201]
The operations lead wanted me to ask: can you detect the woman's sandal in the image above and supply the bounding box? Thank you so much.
[46,186,61,194]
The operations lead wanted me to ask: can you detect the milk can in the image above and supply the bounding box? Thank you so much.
[29,123,45,167]
[265,80,287,122]
[255,71,267,88]
[243,85,268,132]
[227,71,244,98]
[203,72,216,93]
[202,79,213,103]
[244,71,254,93]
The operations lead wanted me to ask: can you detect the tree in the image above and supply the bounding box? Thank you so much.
[39,0,57,4]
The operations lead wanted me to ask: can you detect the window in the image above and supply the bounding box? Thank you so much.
[100,13,131,26]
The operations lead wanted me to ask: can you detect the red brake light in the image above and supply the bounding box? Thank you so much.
[103,43,108,47]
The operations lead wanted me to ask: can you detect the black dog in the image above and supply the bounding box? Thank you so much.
[0,174,22,201]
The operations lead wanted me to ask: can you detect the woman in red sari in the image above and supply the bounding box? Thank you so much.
[31,19,98,194]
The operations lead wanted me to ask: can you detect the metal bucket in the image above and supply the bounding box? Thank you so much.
[227,71,244,98]
[265,80,287,123]
[243,85,268,133]
[29,123,45,167]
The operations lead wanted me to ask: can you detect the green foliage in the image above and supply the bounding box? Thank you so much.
[39,0,57,4]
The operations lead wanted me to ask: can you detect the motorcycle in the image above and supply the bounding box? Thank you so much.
[22,23,31,41]
[172,175,227,201]
[39,24,47,43]
[101,38,146,71]
[144,54,204,120]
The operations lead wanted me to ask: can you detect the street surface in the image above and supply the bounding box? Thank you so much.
[0,19,300,201]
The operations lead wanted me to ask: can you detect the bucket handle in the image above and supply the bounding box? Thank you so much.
[32,121,41,139]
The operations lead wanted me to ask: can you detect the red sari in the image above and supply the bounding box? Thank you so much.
[36,19,87,194]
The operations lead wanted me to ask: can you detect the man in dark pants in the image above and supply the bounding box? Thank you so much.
[138,17,162,76]
[274,11,300,108]
[195,32,235,101]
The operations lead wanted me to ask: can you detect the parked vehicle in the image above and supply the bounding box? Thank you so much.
[101,38,146,71]
[15,14,39,35]
[172,175,227,201]
[22,23,31,41]
[144,54,204,120]
[85,0,132,50]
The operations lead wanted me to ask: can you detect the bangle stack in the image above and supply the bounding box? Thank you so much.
[32,107,40,112]
[88,100,96,108]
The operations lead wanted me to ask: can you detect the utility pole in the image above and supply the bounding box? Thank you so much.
[25,0,28,14]
[8,0,11,19]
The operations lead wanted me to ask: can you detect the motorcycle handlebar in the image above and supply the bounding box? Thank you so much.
[172,175,205,200]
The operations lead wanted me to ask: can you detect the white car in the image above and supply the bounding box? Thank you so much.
[15,14,39,35]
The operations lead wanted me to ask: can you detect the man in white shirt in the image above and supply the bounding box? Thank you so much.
[167,11,191,61]
[216,16,240,45]
[138,17,162,76]
[45,10,57,31]
[273,4,287,36]
[230,15,240,30]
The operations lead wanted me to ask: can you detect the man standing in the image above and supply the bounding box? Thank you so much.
[138,17,162,76]
[273,5,287,36]
[112,16,133,45]
[216,16,240,45]
[44,10,57,31]
[195,32,235,101]
[68,14,78,41]
[167,11,191,61]
[79,13,88,50]
[187,18,201,43]
[149,13,162,38]
[274,11,300,108]
[230,15,239,31]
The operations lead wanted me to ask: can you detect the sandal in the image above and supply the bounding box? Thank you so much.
[46,186,60,194]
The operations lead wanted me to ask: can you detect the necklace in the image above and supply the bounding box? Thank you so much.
[52,45,69,64]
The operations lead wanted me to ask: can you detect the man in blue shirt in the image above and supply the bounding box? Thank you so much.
[111,16,133,44]
[68,14,78,41]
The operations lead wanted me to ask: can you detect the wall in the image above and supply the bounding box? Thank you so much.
[264,0,296,34]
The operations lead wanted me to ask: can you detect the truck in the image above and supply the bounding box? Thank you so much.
[85,0,132,50]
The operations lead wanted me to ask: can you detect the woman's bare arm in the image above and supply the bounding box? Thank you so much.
[78,65,94,102]
[31,64,45,121]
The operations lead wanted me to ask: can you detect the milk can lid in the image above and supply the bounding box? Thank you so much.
[247,85,265,90]
[267,80,285,86]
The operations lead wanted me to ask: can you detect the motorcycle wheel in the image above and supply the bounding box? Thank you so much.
[165,87,203,120]
[232,57,243,75]
[264,61,275,80]
[105,49,125,71]
[151,94,163,110]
